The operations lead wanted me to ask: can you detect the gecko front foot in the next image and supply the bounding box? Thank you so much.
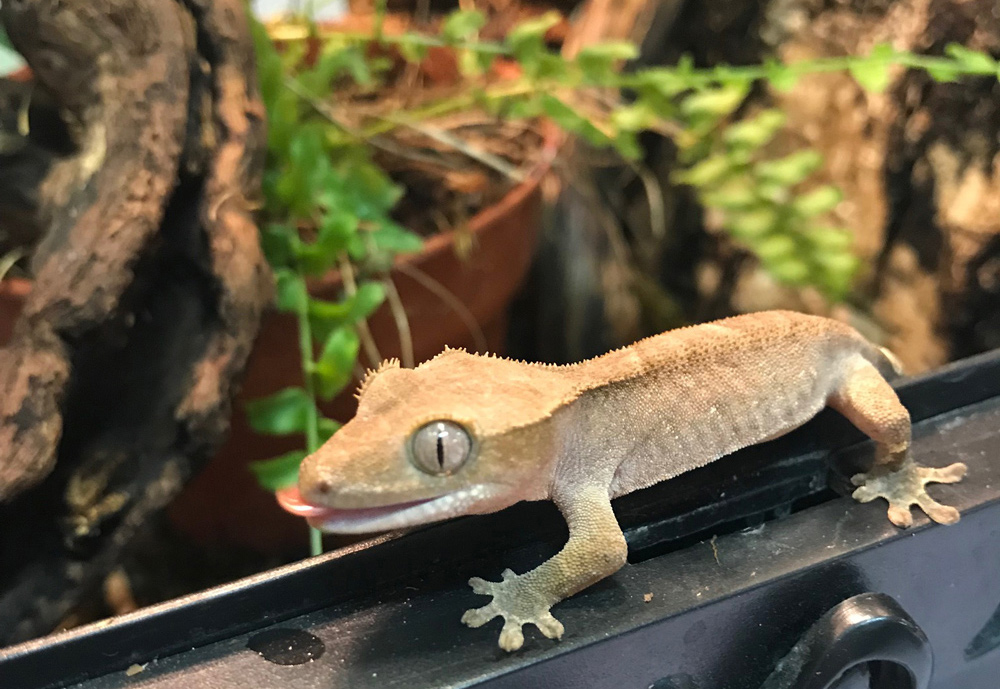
[461,568,564,652]
[851,458,967,528]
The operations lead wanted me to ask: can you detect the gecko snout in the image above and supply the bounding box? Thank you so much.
[297,452,340,505]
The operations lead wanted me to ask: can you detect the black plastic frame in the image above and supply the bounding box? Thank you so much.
[2,350,1000,689]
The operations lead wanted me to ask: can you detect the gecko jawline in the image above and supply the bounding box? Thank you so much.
[277,486,487,534]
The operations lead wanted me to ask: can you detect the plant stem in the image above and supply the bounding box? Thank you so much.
[295,266,324,557]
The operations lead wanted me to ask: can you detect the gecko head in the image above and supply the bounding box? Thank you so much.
[277,351,568,534]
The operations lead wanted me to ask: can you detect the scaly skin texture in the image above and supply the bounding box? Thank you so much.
[287,310,967,651]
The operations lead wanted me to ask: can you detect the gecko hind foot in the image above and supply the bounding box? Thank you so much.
[851,459,967,528]
[461,568,564,652]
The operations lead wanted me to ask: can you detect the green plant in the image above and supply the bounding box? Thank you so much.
[245,17,424,554]
[244,8,999,554]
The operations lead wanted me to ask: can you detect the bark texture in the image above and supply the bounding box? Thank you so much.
[0,0,270,644]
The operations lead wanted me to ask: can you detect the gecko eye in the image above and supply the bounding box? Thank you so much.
[410,420,472,475]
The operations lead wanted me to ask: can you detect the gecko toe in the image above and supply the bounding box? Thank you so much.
[461,603,499,628]
[886,504,913,528]
[535,612,565,640]
[468,577,492,595]
[917,495,960,525]
[499,621,525,652]
[851,483,878,503]
[926,462,968,484]
[850,472,869,488]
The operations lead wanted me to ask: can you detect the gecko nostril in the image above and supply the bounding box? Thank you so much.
[315,479,332,495]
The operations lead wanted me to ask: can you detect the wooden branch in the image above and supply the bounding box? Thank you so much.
[0,0,270,644]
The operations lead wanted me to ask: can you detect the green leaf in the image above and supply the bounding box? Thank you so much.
[700,178,759,210]
[307,43,373,88]
[723,109,786,150]
[848,60,890,92]
[613,130,643,161]
[314,326,361,400]
[806,225,853,251]
[816,251,859,297]
[727,207,779,240]
[579,41,638,62]
[398,34,430,63]
[348,282,387,320]
[277,126,331,216]
[309,282,386,343]
[869,42,897,61]
[631,68,688,97]
[610,103,657,132]
[943,43,997,74]
[764,59,799,93]
[815,250,860,275]
[295,212,358,276]
[506,12,561,77]
[793,185,842,216]
[674,154,733,187]
[260,224,298,269]
[754,150,824,186]
[680,85,748,121]
[754,234,797,262]
[327,161,404,221]
[458,48,494,77]
[768,258,811,284]
[367,221,423,255]
[299,42,370,97]
[250,450,308,492]
[246,387,315,436]
[442,9,487,43]
[490,93,545,119]
[539,94,613,148]
[264,91,301,156]
[249,17,282,108]
[274,269,309,313]
[507,12,561,48]
[925,63,963,83]
[577,41,638,83]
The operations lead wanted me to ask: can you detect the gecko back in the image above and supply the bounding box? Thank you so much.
[553,311,903,497]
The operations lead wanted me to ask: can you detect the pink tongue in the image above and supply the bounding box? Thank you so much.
[276,487,337,519]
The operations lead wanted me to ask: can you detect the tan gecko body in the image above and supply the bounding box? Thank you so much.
[280,310,967,651]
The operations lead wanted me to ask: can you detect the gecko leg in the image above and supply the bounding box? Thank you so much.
[829,358,967,528]
[461,485,627,651]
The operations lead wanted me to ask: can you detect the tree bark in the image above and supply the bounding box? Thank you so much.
[0,0,270,644]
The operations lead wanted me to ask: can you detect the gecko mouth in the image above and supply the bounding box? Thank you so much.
[276,486,487,534]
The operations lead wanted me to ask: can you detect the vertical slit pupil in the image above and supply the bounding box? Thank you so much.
[436,433,445,469]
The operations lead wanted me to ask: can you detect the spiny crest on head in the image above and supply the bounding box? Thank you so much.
[355,358,401,399]
[420,344,569,369]
[422,345,468,366]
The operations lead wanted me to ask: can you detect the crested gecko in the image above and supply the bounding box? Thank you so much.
[277,310,967,652]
